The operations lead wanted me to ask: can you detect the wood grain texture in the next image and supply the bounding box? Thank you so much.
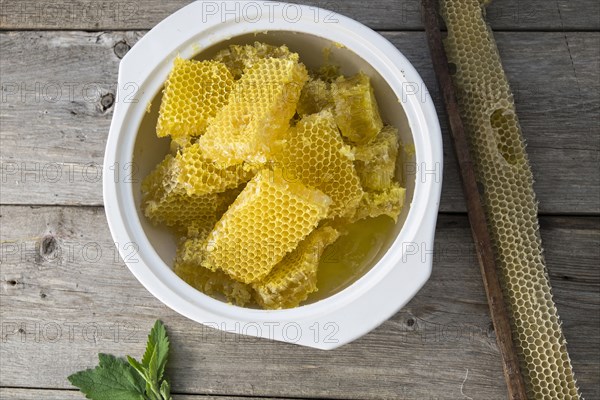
[0,0,598,31]
[0,388,289,400]
[1,31,598,213]
[1,206,597,399]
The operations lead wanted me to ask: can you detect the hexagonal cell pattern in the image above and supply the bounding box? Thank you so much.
[141,155,241,234]
[141,155,218,232]
[275,110,364,218]
[202,168,331,284]
[176,142,253,196]
[197,57,308,167]
[440,0,580,397]
[214,42,298,79]
[174,227,253,306]
[253,226,340,309]
[156,57,234,139]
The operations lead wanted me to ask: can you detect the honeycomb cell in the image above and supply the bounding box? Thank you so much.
[353,125,400,191]
[198,57,308,167]
[440,0,580,397]
[156,57,234,139]
[202,168,331,284]
[253,226,340,309]
[214,42,298,79]
[331,72,383,144]
[275,110,363,218]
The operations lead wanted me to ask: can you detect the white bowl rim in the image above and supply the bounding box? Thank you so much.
[103,0,443,349]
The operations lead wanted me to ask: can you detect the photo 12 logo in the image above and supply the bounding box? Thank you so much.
[200,321,340,344]
[0,2,139,27]
[1,321,142,344]
[200,1,339,24]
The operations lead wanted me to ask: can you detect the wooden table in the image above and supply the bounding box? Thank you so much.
[1,1,598,399]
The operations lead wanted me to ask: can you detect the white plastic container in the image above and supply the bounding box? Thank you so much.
[104,1,442,349]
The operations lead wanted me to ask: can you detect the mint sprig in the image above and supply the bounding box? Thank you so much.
[68,320,172,400]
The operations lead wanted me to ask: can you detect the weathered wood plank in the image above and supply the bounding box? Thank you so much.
[0,0,598,31]
[1,31,598,213]
[1,206,597,399]
[0,388,289,400]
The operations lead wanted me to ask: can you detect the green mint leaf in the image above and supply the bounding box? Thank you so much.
[127,356,148,381]
[160,380,171,400]
[146,382,160,400]
[148,342,159,384]
[142,320,170,381]
[68,354,146,400]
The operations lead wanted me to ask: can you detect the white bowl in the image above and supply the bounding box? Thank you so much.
[103,1,442,349]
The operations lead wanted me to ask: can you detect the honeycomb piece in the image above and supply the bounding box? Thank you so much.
[185,220,214,241]
[202,168,331,284]
[313,64,342,83]
[141,154,244,234]
[175,261,253,306]
[141,155,220,232]
[275,110,363,218]
[331,72,383,144]
[197,57,308,167]
[297,78,333,116]
[351,183,406,223]
[253,226,340,309]
[354,125,400,191]
[176,142,254,196]
[214,42,297,79]
[440,1,580,398]
[175,228,252,306]
[156,57,234,139]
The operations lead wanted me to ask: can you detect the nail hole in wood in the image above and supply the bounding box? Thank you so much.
[114,41,131,59]
[100,93,115,111]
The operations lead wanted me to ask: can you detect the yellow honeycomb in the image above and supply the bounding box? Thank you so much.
[202,168,331,284]
[197,57,308,167]
[351,183,406,223]
[156,57,234,139]
[174,229,253,306]
[313,64,342,83]
[141,155,244,234]
[141,155,219,232]
[253,226,340,309]
[297,78,333,116]
[440,0,580,398]
[354,125,400,191]
[331,72,384,144]
[175,261,253,306]
[142,42,409,310]
[214,42,297,79]
[275,110,363,218]
[175,142,253,196]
